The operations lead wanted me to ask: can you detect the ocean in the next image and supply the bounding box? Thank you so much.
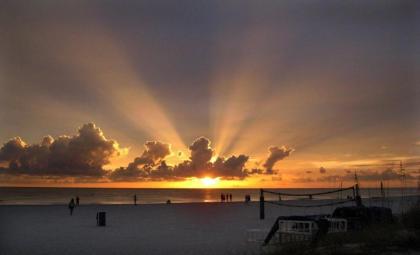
[0,187,418,205]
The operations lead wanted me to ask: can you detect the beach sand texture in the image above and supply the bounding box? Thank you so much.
[0,197,417,255]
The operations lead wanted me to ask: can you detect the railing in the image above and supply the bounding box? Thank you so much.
[263,217,348,245]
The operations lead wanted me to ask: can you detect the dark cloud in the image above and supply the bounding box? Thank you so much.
[262,146,293,174]
[127,141,171,169]
[173,137,250,179]
[0,137,27,163]
[319,167,327,174]
[1,125,293,182]
[189,137,213,169]
[211,155,249,180]
[110,141,172,181]
[0,123,124,176]
[111,137,252,181]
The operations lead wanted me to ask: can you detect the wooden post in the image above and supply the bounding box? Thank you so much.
[260,189,265,220]
[352,186,356,199]
[355,184,362,207]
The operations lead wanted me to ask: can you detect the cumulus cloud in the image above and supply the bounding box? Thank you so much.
[111,137,252,181]
[211,155,249,179]
[0,123,125,176]
[0,125,293,182]
[110,141,172,181]
[189,137,213,169]
[0,137,27,163]
[262,146,293,174]
[128,141,171,168]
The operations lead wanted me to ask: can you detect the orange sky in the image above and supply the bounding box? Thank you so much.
[0,0,419,188]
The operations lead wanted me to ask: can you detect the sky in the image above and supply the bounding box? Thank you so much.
[0,0,419,188]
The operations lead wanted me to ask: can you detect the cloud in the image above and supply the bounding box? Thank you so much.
[189,137,213,169]
[111,137,251,181]
[319,167,327,174]
[0,124,293,182]
[0,137,27,163]
[0,123,125,176]
[130,141,171,167]
[262,146,293,174]
[110,141,172,181]
[173,137,249,179]
[211,155,249,179]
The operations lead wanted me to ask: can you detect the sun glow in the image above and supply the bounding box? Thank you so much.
[200,177,219,187]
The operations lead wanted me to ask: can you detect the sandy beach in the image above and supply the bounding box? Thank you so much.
[1,197,418,255]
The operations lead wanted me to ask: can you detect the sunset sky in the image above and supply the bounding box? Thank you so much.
[0,0,419,188]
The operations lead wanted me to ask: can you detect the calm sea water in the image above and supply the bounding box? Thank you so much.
[0,187,418,205]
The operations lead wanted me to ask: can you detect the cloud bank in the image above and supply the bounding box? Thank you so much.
[0,123,125,176]
[0,123,293,182]
[111,137,255,181]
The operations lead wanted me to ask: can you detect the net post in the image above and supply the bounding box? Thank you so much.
[260,189,265,220]
[352,186,356,199]
[355,184,362,207]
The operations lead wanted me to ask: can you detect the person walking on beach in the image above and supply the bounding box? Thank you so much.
[134,194,137,206]
[68,198,75,215]
[229,194,232,202]
[221,193,225,202]
[76,196,80,206]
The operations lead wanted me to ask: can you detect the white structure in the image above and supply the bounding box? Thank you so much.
[276,218,347,244]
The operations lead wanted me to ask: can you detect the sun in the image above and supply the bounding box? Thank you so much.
[200,177,219,187]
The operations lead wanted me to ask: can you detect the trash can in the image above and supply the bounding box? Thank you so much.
[96,212,106,226]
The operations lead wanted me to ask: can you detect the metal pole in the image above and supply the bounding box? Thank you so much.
[260,189,265,220]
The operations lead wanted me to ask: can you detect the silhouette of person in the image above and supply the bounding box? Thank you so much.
[68,198,75,215]
[245,194,251,203]
[221,193,225,202]
[76,196,80,206]
[229,194,232,202]
[134,194,137,206]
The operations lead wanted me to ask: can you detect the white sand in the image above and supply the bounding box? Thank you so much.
[0,197,418,255]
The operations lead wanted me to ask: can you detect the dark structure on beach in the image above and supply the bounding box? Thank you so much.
[259,184,394,245]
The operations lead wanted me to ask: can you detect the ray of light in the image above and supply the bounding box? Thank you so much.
[40,21,188,155]
[209,27,285,157]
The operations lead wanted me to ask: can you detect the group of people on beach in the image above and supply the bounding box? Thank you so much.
[221,193,233,202]
[68,196,80,215]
